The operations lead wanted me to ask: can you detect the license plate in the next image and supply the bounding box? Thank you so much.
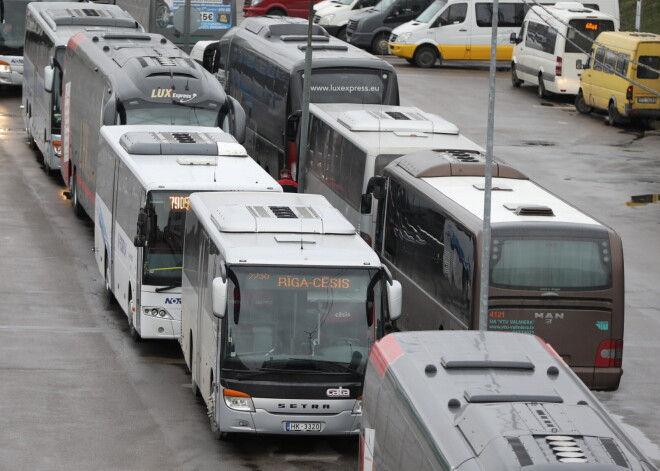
[285,422,322,432]
[638,97,656,103]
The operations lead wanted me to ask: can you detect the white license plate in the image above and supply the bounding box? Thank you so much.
[638,97,657,103]
[285,422,322,432]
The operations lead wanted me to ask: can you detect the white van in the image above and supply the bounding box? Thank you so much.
[510,2,618,97]
[388,0,619,68]
[313,0,378,40]
[388,0,529,67]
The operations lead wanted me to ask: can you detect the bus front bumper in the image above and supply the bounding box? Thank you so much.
[388,43,416,59]
[139,316,180,340]
[0,69,22,86]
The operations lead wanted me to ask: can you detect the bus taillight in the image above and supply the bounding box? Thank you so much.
[555,56,563,76]
[595,339,623,367]
[626,86,633,101]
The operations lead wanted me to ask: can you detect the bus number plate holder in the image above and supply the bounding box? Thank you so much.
[638,97,656,103]
[285,422,322,432]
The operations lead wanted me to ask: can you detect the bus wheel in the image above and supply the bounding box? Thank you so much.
[371,33,390,56]
[511,64,523,87]
[191,337,201,397]
[413,46,438,68]
[537,74,548,98]
[575,91,591,114]
[267,7,286,15]
[337,26,347,42]
[104,251,116,305]
[128,291,141,342]
[608,102,622,126]
[71,174,84,218]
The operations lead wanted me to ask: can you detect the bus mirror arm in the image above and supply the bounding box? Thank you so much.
[212,277,228,318]
[44,66,54,93]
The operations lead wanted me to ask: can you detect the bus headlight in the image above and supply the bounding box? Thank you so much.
[319,14,335,25]
[0,61,11,74]
[223,389,255,412]
[396,32,412,44]
[142,306,173,319]
[53,141,62,158]
[352,397,362,415]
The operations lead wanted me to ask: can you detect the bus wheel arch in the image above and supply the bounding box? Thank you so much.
[511,63,523,87]
[413,45,439,68]
[607,100,623,126]
[127,286,140,342]
[71,167,84,218]
[267,7,286,15]
[575,90,592,114]
[191,333,200,397]
[537,73,548,98]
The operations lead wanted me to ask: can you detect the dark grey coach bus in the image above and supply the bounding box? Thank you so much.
[61,31,246,219]
[364,149,625,391]
[203,16,400,179]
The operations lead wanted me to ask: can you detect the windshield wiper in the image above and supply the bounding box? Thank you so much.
[155,285,178,293]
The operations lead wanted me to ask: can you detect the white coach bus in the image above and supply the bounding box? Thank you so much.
[94,125,281,340]
[181,191,402,437]
[22,2,142,173]
[301,103,484,246]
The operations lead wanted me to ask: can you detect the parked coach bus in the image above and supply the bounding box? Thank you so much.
[206,16,399,179]
[22,2,143,174]
[61,31,246,219]
[94,126,281,340]
[364,150,624,390]
[181,191,402,437]
[302,103,483,245]
[361,331,656,470]
[1,0,70,87]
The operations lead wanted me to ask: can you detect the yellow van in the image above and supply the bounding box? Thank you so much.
[575,31,660,126]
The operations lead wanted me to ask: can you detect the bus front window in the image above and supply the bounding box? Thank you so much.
[142,191,190,287]
[118,99,223,126]
[222,267,382,377]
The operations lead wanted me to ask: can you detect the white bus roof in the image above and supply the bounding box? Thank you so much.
[190,192,382,268]
[28,2,142,43]
[100,125,281,193]
[309,103,484,155]
[423,174,600,225]
[527,3,617,27]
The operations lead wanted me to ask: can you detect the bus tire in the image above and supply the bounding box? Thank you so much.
[267,7,286,15]
[511,64,523,87]
[104,251,116,305]
[608,101,622,126]
[575,90,591,114]
[191,337,201,397]
[371,33,389,56]
[537,74,548,98]
[128,290,141,342]
[413,45,438,68]
[71,174,84,218]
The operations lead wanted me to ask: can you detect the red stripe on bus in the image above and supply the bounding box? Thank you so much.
[371,334,404,378]
[535,336,567,365]
[68,32,87,51]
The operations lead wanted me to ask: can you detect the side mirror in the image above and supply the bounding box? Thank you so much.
[212,277,228,318]
[509,32,518,44]
[225,96,246,144]
[360,193,373,214]
[366,175,385,200]
[386,279,402,322]
[44,65,54,93]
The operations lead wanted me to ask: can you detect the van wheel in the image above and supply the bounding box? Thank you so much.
[371,33,389,56]
[267,7,286,15]
[336,26,347,42]
[537,75,548,98]
[607,102,622,126]
[575,91,591,114]
[511,64,523,87]
[413,46,438,68]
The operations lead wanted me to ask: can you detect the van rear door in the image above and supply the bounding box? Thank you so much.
[630,42,660,114]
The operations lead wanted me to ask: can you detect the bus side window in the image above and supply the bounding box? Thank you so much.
[593,47,605,71]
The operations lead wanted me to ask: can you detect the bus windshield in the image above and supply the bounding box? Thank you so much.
[490,236,612,291]
[222,266,382,377]
[307,69,393,104]
[142,191,190,287]
[565,19,616,54]
[118,99,223,126]
[415,0,447,23]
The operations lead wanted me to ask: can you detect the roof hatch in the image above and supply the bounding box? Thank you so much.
[119,131,245,156]
[398,149,528,178]
[42,7,139,29]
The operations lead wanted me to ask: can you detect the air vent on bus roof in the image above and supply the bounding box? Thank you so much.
[503,204,555,216]
[337,108,459,134]
[398,150,529,178]
[45,7,138,28]
[119,131,244,156]
[153,56,177,66]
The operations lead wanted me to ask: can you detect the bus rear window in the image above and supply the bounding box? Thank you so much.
[565,19,615,54]
[490,237,612,290]
[638,56,660,79]
[309,69,391,105]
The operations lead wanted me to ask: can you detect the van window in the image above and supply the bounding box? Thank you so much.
[638,55,660,79]
[438,2,467,24]
[525,21,557,54]
[373,0,396,12]
[415,0,446,22]
[565,19,615,54]
[604,49,618,74]
[475,3,528,28]
[593,47,605,71]
[615,54,629,75]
